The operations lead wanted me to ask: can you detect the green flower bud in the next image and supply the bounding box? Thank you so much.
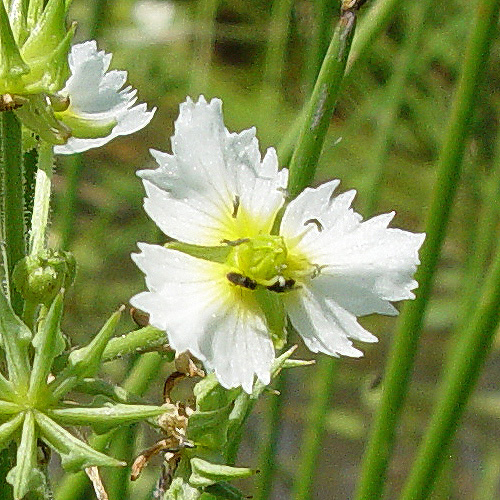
[0,0,74,96]
[13,250,76,305]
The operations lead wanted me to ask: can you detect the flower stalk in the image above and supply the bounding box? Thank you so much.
[354,0,500,497]
[287,0,363,199]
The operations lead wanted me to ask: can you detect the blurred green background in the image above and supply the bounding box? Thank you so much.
[51,0,500,498]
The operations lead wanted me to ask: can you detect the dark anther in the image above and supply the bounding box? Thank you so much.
[221,238,250,246]
[226,272,257,290]
[267,278,296,293]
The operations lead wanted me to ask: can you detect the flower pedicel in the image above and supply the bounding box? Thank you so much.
[131,96,425,393]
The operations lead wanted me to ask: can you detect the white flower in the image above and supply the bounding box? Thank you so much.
[54,41,155,155]
[131,96,425,393]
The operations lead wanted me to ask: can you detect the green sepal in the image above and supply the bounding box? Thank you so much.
[55,108,116,139]
[35,411,125,471]
[0,400,22,416]
[0,414,24,452]
[253,287,287,349]
[166,242,232,264]
[0,372,17,402]
[0,290,31,390]
[47,403,168,434]
[50,307,124,400]
[189,458,254,488]
[14,93,71,144]
[0,0,29,85]
[7,411,44,499]
[204,481,250,499]
[29,292,65,400]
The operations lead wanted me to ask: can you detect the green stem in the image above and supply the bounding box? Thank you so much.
[58,154,82,250]
[1,111,25,315]
[260,0,295,120]
[303,0,338,95]
[291,357,338,500]
[354,0,500,498]
[29,142,53,255]
[254,372,286,500]
[286,1,361,199]
[278,0,405,167]
[189,0,220,95]
[362,0,433,216]
[399,214,500,499]
[459,125,500,322]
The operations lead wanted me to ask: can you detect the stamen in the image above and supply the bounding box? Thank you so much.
[232,195,240,218]
[221,238,250,246]
[304,218,324,232]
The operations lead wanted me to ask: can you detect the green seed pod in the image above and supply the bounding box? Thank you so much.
[13,250,76,305]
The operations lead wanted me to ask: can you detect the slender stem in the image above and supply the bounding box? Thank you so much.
[399,217,500,499]
[254,372,286,500]
[29,142,53,255]
[354,0,500,497]
[260,0,295,120]
[291,357,338,500]
[303,0,338,95]
[58,154,82,250]
[286,1,361,199]
[362,0,433,216]
[1,111,25,315]
[459,123,500,322]
[278,0,406,167]
[189,0,219,95]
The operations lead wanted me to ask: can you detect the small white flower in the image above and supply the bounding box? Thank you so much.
[54,41,155,155]
[131,96,425,393]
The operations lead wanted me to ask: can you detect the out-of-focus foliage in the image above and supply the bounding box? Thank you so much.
[51,1,500,498]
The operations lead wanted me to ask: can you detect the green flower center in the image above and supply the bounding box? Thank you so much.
[226,235,289,286]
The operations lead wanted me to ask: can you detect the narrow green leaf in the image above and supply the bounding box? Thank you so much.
[35,411,125,471]
[47,403,167,434]
[0,401,22,416]
[29,292,65,400]
[26,0,43,31]
[73,378,147,405]
[8,0,29,45]
[0,414,24,452]
[50,307,124,400]
[0,290,31,389]
[190,458,254,488]
[7,411,44,499]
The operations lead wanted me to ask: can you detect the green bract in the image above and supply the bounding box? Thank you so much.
[0,291,168,499]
